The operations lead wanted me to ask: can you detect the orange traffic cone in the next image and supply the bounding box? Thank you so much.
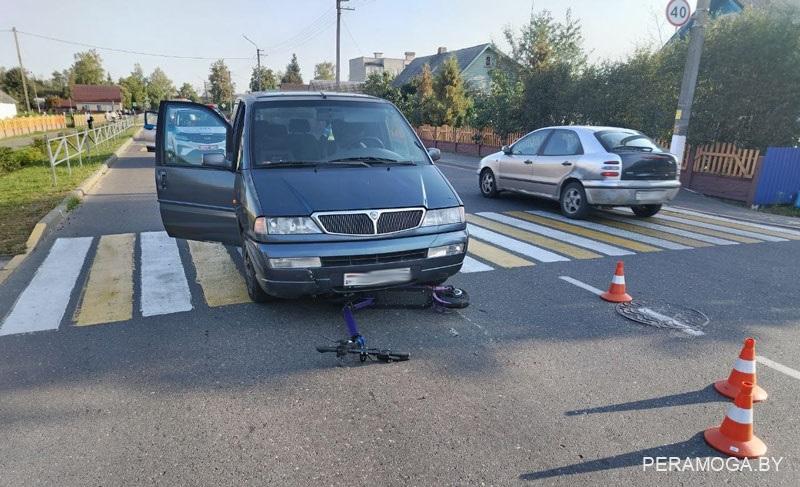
[714,337,768,402]
[704,381,767,458]
[600,261,632,303]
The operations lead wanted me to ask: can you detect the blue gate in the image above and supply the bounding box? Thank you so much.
[753,147,800,206]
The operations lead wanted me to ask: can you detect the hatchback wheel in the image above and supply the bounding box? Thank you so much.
[479,169,499,198]
[560,182,590,219]
[242,240,272,303]
[631,204,662,218]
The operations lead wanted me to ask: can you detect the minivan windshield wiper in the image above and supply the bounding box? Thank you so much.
[327,156,416,166]
[261,160,370,168]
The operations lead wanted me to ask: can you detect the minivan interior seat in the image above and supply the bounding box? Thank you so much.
[287,118,321,161]
[254,122,290,163]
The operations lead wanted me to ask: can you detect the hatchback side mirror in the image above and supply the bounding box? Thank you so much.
[427,147,441,162]
[202,152,231,169]
[502,145,512,155]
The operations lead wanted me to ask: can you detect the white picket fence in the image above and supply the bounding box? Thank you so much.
[43,116,134,184]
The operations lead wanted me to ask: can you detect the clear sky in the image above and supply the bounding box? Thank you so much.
[0,0,697,94]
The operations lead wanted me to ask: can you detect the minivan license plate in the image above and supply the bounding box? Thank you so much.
[344,268,411,287]
[635,190,667,201]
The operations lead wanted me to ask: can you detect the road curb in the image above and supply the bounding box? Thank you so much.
[0,132,138,285]
[669,205,800,231]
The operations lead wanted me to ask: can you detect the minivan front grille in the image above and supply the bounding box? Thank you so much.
[377,210,424,234]
[314,208,425,235]
[320,249,428,267]
[317,213,374,235]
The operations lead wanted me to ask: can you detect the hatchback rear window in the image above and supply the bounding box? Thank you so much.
[595,130,663,152]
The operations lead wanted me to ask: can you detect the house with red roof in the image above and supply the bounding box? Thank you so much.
[60,84,123,113]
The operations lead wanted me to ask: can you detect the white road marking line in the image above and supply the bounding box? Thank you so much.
[467,224,569,263]
[558,276,604,296]
[0,237,93,336]
[459,255,494,273]
[140,231,192,317]
[478,212,633,256]
[525,210,691,250]
[601,213,738,245]
[665,206,800,237]
[756,356,800,381]
[638,307,705,336]
[649,213,786,242]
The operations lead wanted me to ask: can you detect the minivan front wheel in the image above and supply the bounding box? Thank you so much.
[480,169,499,198]
[560,182,590,219]
[242,240,272,303]
[631,204,662,218]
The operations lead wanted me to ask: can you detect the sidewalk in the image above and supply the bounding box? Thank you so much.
[437,151,800,229]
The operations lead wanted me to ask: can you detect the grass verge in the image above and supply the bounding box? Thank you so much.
[759,204,800,218]
[0,128,136,256]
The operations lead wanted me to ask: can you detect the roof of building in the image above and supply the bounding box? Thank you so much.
[72,84,122,103]
[0,89,17,104]
[392,43,491,87]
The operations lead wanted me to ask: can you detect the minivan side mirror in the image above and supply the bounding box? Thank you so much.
[427,147,441,162]
[202,152,231,169]
[502,145,512,155]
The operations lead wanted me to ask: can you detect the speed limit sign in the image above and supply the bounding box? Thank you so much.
[666,0,691,27]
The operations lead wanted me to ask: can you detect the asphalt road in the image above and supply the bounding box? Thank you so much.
[1,138,798,486]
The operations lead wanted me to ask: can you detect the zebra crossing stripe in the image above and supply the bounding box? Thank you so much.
[525,210,691,250]
[592,216,712,247]
[664,207,800,238]
[460,255,494,273]
[75,233,135,326]
[140,231,192,317]
[467,224,569,262]
[467,237,535,267]
[187,241,250,307]
[651,213,787,242]
[601,213,739,245]
[0,237,93,336]
[643,215,762,243]
[467,214,600,259]
[509,211,660,252]
[478,212,633,256]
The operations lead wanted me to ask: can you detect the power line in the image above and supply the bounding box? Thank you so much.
[342,18,363,55]
[13,29,252,60]
[262,8,336,52]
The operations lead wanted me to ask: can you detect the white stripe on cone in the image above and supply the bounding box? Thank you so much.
[734,358,756,374]
[611,275,625,285]
[726,404,754,425]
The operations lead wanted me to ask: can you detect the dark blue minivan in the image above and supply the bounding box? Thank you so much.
[155,93,468,301]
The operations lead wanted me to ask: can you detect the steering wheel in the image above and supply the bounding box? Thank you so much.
[356,136,385,149]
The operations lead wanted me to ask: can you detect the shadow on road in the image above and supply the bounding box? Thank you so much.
[565,385,723,416]
[519,432,712,481]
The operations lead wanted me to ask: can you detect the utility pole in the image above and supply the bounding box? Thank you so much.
[243,34,265,91]
[336,0,354,90]
[669,0,711,166]
[11,27,32,112]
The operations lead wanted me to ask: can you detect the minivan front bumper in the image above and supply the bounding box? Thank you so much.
[583,180,681,206]
[246,229,468,298]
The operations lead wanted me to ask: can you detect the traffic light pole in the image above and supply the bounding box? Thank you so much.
[669,0,711,166]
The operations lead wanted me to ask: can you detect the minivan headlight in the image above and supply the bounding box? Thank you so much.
[254,216,322,235]
[422,207,465,227]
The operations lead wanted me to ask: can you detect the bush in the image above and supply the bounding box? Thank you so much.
[13,146,46,167]
[0,147,21,173]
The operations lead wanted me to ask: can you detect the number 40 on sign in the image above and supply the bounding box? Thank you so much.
[666,0,692,27]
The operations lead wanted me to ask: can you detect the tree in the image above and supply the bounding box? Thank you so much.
[119,64,148,110]
[433,57,472,127]
[408,63,437,126]
[281,54,303,84]
[208,59,235,109]
[146,67,175,109]
[313,62,335,80]
[1,67,32,109]
[504,9,585,73]
[471,69,524,139]
[249,66,277,92]
[177,82,199,102]
[71,50,105,85]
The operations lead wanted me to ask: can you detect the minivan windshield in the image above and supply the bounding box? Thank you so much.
[595,130,664,153]
[250,100,430,167]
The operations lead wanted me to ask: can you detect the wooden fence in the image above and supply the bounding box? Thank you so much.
[0,115,67,139]
[416,125,524,147]
[73,113,111,128]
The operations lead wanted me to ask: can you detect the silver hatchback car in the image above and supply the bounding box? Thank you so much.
[478,126,681,219]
